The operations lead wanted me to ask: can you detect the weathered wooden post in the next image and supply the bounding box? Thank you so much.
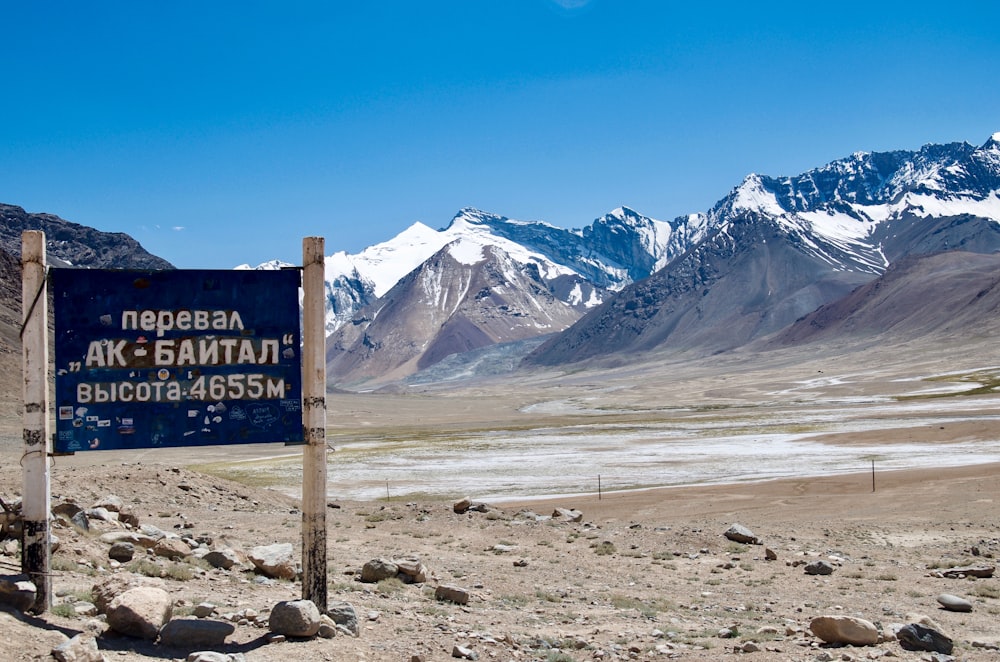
[21,230,51,613]
[301,237,328,611]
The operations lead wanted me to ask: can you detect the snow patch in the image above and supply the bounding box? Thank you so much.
[731,175,786,216]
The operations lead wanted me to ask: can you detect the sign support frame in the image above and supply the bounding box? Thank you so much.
[300,236,328,611]
[21,230,51,614]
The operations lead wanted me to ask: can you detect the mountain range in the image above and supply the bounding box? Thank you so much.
[1,132,998,395]
[306,132,1000,386]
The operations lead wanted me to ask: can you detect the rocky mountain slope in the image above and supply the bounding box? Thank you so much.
[765,250,1000,348]
[0,207,175,430]
[525,133,1000,368]
[0,204,173,270]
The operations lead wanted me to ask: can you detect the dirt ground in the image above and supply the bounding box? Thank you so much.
[2,343,1000,661]
[1,457,999,662]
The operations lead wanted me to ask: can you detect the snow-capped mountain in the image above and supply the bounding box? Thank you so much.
[526,133,1000,366]
[321,207,686,386]
[267,207,678,334]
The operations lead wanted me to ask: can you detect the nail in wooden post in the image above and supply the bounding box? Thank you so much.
[301,236,328,611]
[21,230,51,614]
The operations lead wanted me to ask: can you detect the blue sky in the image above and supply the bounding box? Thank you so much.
[3,1,998,268]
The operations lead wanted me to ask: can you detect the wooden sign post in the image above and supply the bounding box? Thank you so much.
[21,230,51,614]
[301,237,328,610]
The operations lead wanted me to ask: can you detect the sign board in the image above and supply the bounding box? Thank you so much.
[52,269,304,452]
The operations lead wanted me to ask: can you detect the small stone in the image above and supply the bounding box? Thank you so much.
[552,507,583,522]
[436,584,470,605]
[724,524,761,545]
[51,633,103,662]
[936,593,972,612]
[327,600,359,636]
[109,541,135,562]
[153,537,192,561]
[765,547,777,561]
[452,644,477,660]
[804,560,834,575]
[203,548,242,570]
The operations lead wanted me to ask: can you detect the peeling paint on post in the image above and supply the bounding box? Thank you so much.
[21,230,51,613]
[301,237,328,611]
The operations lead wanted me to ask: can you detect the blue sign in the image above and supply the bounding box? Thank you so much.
[52,269,304,452]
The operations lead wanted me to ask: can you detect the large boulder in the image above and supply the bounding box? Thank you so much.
[269,599,321,637]
[92,575,166,613]
[809,615,879,646]
[897,623,953,654]
[0,574,36,612]
[248,543,297,580]
[159,618,235,648]
[360,558,398,583]
[106,586,172,640]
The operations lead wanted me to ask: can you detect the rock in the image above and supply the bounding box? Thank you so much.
[436,584,471,605]
[92,494,124,512]
[452,644,477,660]
[936,593,972,612]
[0,574,36,612]
[552,507,583,522]
[159,618,235,648]
[85,507,116,523]
[269,599,321,637]
[317,614,337,638]
[106,586,172,640]
[153,537,192,561]
[933,564,994,578]
[51,501,84,520]
[193,602,216,618]
[809,615,879,646]
[248,543,297,580]
[804,560,834,575]
[99,531,158,549]
[896,623,953,654]
[453,497,473,514]
[203,548,242,570]
[69,510,91,532]
[117,510,140,529]
[91,575,165,613]
[764,547,778,561]
[327,600,359,636]
[361,558,398,583]
[51,633,104,662]
[187,653,247,662]
[724,523,761,545]
[108,542,135,562]
[73,601,98,617]
[395,558,428,583]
